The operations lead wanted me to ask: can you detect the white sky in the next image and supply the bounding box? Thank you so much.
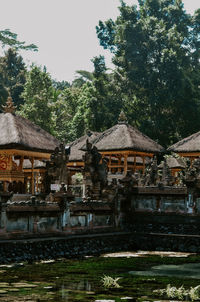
[0,0,199,83]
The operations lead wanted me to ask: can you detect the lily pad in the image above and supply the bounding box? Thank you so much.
[11,282,38,288]
[7,288,20,292]
[0,283,9,287]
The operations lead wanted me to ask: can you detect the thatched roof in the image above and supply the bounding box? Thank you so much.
[67,131,101,162]
[81,122,164,153]
[159,157,186,169]
[168,131,200,153]
[0,113,60,152]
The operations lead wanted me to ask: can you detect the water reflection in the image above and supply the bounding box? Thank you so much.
[59,279,93,301]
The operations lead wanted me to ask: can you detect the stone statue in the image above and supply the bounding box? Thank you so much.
[83,139,107,187]
[47,143,70,185]
[161,158,174,186]
[144,157,159,186]
[82,139,107,200]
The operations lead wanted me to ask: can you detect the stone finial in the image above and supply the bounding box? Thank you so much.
[118,110,127,124]
[2,96,16,114]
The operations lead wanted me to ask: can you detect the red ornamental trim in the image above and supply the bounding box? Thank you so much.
[0,160,7,170]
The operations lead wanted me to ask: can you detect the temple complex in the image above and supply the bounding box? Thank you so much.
[2,98,200,252]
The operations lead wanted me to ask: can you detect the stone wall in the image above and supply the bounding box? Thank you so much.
[0,199,114,238]
[0,232,132,264]
[1,231,200,264]
[128,212,200,235]
[132,195,188,213]
[133,233,200,253]
[130,187,190,214]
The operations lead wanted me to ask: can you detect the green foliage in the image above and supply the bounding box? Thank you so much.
[51,86,81,142]
[52,80,70,91]
[0,29,37,51]
[79,56,122,132]
[0,48,26,108]
[18,65,53,133]
[0,72,8,107]
[96,0,200,147]
[72,70,93,88]
[18,65,85,143]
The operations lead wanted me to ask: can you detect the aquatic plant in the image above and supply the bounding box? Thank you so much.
[101,275,121,288]
[190,285,200,301]
[154,284,200,301]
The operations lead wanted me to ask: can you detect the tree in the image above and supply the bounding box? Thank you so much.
[70,56,122,138]
[51,86,82,142]
[0,29,37,51]
[18,65,83,143]
[72,70,94,88]
[52,80,70,91]
[0,72,8,107]
[18,65,53,133]
[0,48,27,108]
[96,0,200,147]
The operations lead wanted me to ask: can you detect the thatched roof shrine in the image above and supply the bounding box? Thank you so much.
[158,156,186,171]
[81,112,164,174]
[81,111,163,154]
[0,96,60,193]
[168,131,200,157]
[83,122,164,153]
[0,112,59,154]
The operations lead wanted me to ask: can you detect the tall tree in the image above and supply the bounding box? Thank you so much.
[96,0,200,146]
[51,86,82,142]
[70,56,122,138]
[18,65,53,133]
[0,48,26,108]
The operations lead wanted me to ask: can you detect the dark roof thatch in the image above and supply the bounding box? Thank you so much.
[81,122,164,153]
[67,132,101,162]
[168,131,200,153]
[159,157,186,169]
[0,113,60,152]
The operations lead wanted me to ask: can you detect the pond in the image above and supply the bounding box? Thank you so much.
[0,251,200,302]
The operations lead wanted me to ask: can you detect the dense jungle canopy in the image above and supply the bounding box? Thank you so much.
[0,0,200,148]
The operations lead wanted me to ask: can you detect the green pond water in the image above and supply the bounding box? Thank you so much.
[0,251,200,302]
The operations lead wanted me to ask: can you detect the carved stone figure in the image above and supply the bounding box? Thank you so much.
[82,139,107,200]
[144,157,159,186]
[161,158,174,186]
[47,143,70,185]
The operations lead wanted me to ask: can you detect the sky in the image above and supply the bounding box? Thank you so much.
[0,0,199,83]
